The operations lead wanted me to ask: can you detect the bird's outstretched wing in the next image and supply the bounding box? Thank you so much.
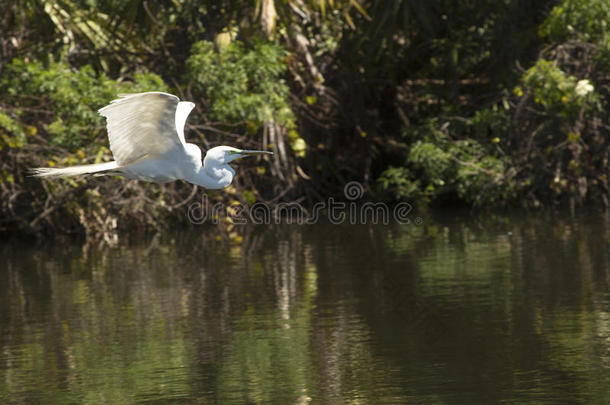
[98,92,195,166]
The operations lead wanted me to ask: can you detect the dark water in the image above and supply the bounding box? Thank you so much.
[1,212,609,404]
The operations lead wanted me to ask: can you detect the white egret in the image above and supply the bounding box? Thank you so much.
[31,92,272,189]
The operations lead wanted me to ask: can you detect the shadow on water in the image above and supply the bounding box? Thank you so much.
[0,211,609,404]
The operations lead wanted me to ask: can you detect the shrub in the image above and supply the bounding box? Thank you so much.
[186,40,294,130]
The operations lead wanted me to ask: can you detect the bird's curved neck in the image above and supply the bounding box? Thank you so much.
[186,164,234,190]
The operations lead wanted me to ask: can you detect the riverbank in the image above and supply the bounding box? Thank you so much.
[1,1,608,237]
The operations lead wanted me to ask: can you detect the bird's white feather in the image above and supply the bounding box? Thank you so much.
[98,92,188,166]
[175,101,195,145]
[31,161,118,178]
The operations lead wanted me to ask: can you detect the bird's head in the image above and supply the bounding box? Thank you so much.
[204,146,273,166]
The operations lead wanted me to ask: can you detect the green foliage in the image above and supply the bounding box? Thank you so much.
[378,166,421,201]
[453,147,505,203]
[186,40,294,130]
[409,141,451,182]
[503,1,608,208]
[0,112,27,150]
[470,106,510,141]
[516,59,597,117]
[540,0,610,42]
[0,59,167,149]
[380,120,508,205]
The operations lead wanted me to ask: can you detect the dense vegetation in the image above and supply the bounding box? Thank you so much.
[0,0,608,236]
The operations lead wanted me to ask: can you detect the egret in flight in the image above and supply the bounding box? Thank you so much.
[32,92,272,189]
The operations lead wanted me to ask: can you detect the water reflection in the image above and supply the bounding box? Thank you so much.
[0,212,608,404]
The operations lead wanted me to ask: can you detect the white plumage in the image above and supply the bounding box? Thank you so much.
[31,92,272,189]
